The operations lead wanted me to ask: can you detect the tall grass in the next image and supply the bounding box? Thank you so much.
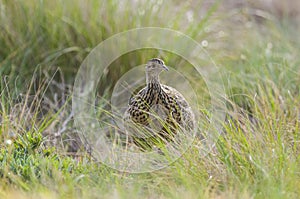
[0,0,300,198]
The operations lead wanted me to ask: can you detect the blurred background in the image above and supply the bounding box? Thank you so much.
[1,0,299,84]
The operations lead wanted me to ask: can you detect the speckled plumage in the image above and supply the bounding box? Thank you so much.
[124,58,195,148]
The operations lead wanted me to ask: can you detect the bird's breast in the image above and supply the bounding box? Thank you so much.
[143,83,162,105]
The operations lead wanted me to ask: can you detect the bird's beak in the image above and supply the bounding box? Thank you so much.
[162,65,169,71]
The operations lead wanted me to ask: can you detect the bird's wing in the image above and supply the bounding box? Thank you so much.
[124,86,151,125]
[161,85,189,108]
[161,84,195,129]
[128,86,147,106]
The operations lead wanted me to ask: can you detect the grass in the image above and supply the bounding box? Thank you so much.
[0,0,300,198]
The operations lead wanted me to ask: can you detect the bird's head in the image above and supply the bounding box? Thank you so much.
[145,58,169,77]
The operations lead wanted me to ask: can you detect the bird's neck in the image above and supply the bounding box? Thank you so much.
[146,74,160,86]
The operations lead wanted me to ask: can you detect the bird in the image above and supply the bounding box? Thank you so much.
[123,58,195,150]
